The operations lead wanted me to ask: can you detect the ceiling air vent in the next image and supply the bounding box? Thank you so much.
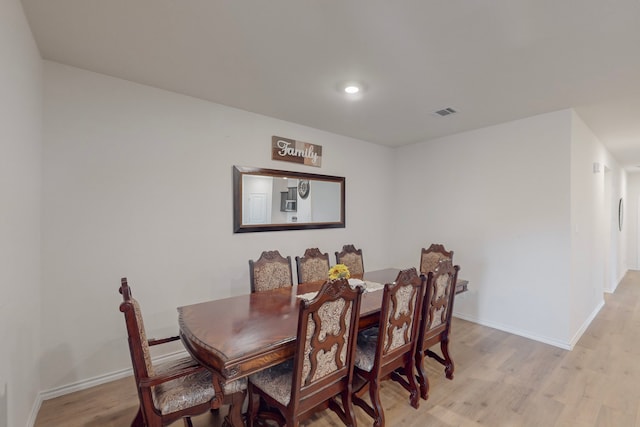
[433,107,458,117]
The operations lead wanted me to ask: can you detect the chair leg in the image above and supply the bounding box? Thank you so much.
[130,406,144,427]
[390,366,419,409]
[343,388,357,427]
[415,350,429,401]
[441,337,454,380]
[330,388,357,427]
[353,382,375,420]
[405,359,420,409]
[368,377,385,427]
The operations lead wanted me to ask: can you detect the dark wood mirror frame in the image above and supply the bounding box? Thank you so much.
[233,165,346,233]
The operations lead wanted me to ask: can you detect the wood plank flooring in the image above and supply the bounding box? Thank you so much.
[35,271,640,426]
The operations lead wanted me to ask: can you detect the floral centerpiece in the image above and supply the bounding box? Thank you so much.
[328,264,351,280]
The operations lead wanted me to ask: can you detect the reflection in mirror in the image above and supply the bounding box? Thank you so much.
[233,166,345,233]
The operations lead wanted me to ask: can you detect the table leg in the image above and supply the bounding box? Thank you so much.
[223,390,246,427]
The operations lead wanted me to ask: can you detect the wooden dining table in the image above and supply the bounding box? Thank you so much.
[178,268,467,426]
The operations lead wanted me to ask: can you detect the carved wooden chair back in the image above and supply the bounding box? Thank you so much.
[292,279,363,408]
[335,244,364,279]
[415,259,460,400]
[247,279,364,426]
[352,268,425,425]
[119,278,220,427]
[249,250,294,293]
[120,279,153,380]
[419,243,453,275]
[295,247,330,285]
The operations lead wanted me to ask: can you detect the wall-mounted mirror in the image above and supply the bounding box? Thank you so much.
[233,166,345,233]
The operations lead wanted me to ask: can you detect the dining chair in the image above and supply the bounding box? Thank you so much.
[247,278,365,427]
[118,278,246,427]
[415,259,460,400]
[335,244,364,279]
[249,250,294,293]
[295,247,331,285]
[419,243,454,275]
[351,268,425,427]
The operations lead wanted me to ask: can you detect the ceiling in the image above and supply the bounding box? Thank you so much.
[21,0,640,170]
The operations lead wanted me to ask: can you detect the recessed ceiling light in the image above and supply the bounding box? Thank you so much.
[344,85,361,94]
[339,81,366,96]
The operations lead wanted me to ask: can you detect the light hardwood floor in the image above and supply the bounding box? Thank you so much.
[35,271,640,427]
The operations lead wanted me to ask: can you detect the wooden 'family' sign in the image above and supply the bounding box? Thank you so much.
[271,136,322,167]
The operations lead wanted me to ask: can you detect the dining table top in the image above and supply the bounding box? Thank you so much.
[178,268,467,382]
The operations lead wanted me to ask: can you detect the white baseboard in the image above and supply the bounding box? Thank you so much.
[452,311,573,350]
[453,298,604,351]
[568,300,605,349]
[28,350,189,427]
[26,394,41,427]
[608,268,629,294]
[605,271,623,293]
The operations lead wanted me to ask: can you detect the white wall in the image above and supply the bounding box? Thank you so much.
[41,61,395,392]
[0,1,43,426]
[568,111,616,342]
[571,112,627,291]
[626,173,640,270]
[621,175,630,277]
[389,109,628,349]
[392,111,574,347]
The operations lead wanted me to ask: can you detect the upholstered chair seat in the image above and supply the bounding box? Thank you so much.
[153,358,247,414]
[219,377,248,395]
[151,356,247,414]
[354,339,377,372]
[248,359,294,406]
[152,362,215,414]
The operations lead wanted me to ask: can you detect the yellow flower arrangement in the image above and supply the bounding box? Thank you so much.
[329,264,351,280]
